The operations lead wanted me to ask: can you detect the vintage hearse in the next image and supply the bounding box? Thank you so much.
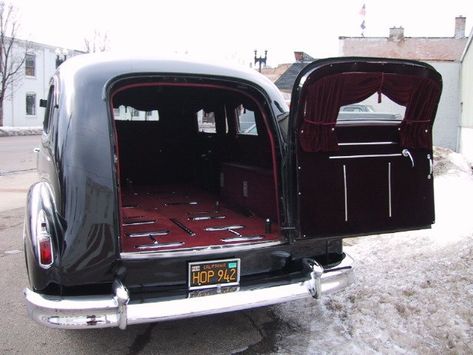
[24,54,442,329]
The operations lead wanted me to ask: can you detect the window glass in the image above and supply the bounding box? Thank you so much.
[236,105,258,135]
[26,93,36,116]
[114,105,160,121]
[43,86,54,132]
[25,54,36,76]
[197,109,216,133]
[338,94,404,121]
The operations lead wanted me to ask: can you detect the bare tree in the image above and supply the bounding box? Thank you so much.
[0,2,28,126]
[84,30,109,53]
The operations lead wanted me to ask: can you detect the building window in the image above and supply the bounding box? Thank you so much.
[26,93,36,116]
[25,54,36,77]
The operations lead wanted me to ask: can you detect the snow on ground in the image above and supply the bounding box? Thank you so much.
[273,148,473,354]
[0,127,42,137]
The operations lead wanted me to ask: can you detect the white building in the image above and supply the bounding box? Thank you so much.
[460,26,473,163]
[3,39,82,127]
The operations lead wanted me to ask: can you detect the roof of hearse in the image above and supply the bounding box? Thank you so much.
[56,53,287,108]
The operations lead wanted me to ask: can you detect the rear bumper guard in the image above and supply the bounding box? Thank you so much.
[24,255,354,329]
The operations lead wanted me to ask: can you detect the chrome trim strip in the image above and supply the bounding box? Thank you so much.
[388,162,392,218]
[329,153,402,160]
[120,240,282,259]
[135,241,185,250]
[123,219,156,226]
[205,225,245,232]
[338,141,397,146]
[221,235,263,243]
[127,230,170,238]
[24,255,354,329]
[188,215,226,221]
[165,201,198,206]
[343,164,348,222]
[336,120,401,127]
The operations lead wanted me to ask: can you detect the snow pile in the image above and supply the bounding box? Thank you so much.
[272,151,473,354]
[433,146,472,177]
[0,127,42,137]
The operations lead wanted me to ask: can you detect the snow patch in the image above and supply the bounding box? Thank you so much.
[0,127,42,137]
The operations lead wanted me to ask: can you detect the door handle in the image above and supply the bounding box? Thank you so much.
[33,147,40,153]
[427,154,433,178]
[402,149,415,168]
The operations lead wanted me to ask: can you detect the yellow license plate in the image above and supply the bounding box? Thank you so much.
[188,258,240,290]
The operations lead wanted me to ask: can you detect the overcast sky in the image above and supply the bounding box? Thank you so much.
[12,0,473,67]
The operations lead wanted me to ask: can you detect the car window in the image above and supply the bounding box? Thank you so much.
[236,105,258,135]
[338,94,404,121]
[114,105,160,121]
[197,109,216,133]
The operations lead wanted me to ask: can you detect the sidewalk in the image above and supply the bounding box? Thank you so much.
[0,172,38,212]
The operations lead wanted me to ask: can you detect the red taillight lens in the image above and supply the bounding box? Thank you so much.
[37,215,54,268]
[39,237,53,265]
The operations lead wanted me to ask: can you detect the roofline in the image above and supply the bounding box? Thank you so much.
[10,36,85,54]
[339,36,467,40]
[461,26,473,61]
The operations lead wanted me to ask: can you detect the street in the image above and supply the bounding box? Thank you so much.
[0,135,40,175]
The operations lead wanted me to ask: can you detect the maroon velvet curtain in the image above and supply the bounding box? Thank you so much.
[299,72,441,152]
[399,79,441,148]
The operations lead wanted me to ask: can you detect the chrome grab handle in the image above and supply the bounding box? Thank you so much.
[33,147,40,153]
[402,149,415,168]
[427,154,433,179]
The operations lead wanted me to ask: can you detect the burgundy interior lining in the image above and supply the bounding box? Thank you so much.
[221,163,277,221]
[110,81,281,226]
[120,184,280,253]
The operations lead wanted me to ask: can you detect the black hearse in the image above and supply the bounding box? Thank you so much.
[24,54,441,329]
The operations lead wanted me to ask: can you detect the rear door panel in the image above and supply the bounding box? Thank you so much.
[289,58,441,239]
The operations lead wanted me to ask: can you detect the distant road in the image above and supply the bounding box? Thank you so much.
[0,135,40,175]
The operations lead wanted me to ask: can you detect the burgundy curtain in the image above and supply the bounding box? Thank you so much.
[299,72,441,152]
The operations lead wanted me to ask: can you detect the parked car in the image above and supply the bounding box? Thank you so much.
[340,104,375,112]
[24,55,442,329]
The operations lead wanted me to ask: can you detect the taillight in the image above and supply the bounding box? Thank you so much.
[37,211,54,268]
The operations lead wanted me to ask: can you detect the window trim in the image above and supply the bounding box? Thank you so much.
[26,92,37,116]
[25,53,36,77]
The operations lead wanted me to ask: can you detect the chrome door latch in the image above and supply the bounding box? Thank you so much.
[402,149,415,168]
[427,154,433,179]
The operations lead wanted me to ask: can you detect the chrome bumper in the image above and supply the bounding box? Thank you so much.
[24,255,354,329]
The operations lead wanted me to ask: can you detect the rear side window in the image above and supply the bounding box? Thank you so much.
[114,105,160,121]
[236,105,258,135]
[42,85,55,133]
[197,109,216,133]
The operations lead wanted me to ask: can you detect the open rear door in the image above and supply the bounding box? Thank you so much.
[288,57,442,239]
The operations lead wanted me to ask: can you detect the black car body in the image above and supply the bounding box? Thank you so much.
[24,55,442,329]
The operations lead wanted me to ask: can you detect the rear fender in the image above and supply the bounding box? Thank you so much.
[24,181,64,291]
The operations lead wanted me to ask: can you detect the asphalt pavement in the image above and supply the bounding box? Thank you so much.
[0,135,40,175]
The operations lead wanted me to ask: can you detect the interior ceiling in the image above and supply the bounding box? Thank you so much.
[112,85,256,112]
